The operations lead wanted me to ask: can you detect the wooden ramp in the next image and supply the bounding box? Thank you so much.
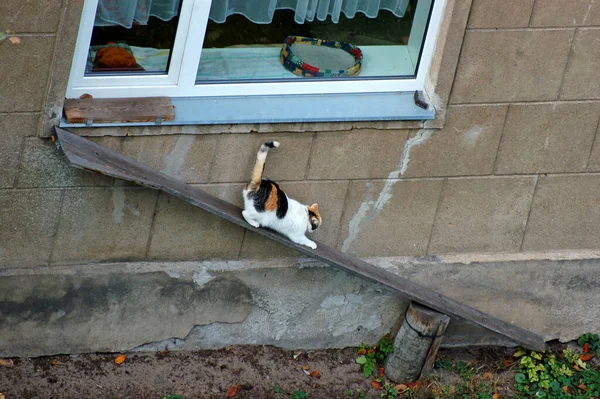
[54,127,546,351]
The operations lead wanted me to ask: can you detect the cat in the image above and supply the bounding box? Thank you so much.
[242,141,321,249]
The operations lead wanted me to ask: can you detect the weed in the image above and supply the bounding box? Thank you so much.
[355,335,394,377]
[513,338,600,398]
[160,395,184,399]
[289,390,317,399]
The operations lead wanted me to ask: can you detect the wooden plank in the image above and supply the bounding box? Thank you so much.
[63,97,175,124]
[54,127,547,352]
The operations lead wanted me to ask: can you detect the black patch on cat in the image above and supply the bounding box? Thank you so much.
[251,179,273,212]
[264,141,277,148]
[272,181,288,219]
[308,210,317,218]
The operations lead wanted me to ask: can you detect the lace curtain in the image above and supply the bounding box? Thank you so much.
[94,0,410,27]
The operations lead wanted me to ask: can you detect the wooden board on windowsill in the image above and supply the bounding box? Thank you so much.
[63,97,175,124]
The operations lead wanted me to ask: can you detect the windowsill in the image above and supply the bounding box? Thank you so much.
[60,91,435,133]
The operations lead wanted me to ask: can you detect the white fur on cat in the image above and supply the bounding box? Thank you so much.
[242,191,317,249]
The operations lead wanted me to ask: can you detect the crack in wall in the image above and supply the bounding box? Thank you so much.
[341,129,434,253]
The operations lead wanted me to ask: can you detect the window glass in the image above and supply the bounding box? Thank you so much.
[85,0,182,75]
[196,0,433,82]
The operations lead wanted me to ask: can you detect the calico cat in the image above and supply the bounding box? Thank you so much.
[242,141,321,249]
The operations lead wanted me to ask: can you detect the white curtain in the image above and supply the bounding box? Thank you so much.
[95,0,410,27]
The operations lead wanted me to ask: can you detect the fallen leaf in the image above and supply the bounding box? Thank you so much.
[407,380,423,390]
[357,348,366,355]
[50,361,59,366]
[8,36,21,44]
[395,384,409,394]
[583,343,590,353]
[310,370,320,378]
[0,392,5,399]
[492,393,500,399]
[302,364,310,370]
[114,355,126,365]
[562,386,570,394]
[503,360,512,367]
[0,359,14,368]
[580,354,594,361]
[371,380,382,390]
[225,384,239,397]
[378,367,385,377]
[483,372,494,380]
[79,93,94,99]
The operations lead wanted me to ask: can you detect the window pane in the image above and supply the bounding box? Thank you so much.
[85,0,182,75]
[196,0,433,83]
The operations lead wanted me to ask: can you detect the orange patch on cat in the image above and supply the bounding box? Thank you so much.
[265,183,279,211]
[308,203,320,219]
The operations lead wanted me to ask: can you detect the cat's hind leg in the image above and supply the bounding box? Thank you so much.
[242,210,261,228]
[289,234,317,250]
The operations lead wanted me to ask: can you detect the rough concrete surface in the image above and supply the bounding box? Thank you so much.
[1,255,599,357]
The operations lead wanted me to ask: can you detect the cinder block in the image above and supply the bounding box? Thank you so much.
[239,181,350,258]
[495,103,600,174]
[0,189,62,268]
[0,0,63,32]
[148,193,245,260]
[121,135,218,183]
[451,30,573,103]
[403,105,508,177]
[468,0,535,28]
[0,114,39,188]
[429,177,536,254]
[52,187,157,263]
[523,174,600,251]
[338,179,443,257]
[308,129,409,180]
[531,0,600,27]
[210,133,312,183]
[17,138,113,188]
[0,36,55,112]
[561,29,600,100]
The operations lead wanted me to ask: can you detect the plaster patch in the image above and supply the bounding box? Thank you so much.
[341,183,375,253]
[163,136,195,178]
[193,268,215,287]
[111,186,125,224]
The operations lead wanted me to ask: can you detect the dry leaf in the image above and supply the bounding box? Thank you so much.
[302,364,310,370]
[580,354,594,361]
[562,386,570,394]
[0,359,14,368]
[0,392,5,399]
[407,380,423,390]
[114,355,126,365]
[492,393,500,399]
[79,93,94,99]
[483,372,494,380]
[357,348,366,355]
[371,380,382,390]
[8,36,21,44]
[310,370,320,379]
[50,361,59,366]
[395,384,409,394]
[583,343,590,353]
[225,384,239,398]
[503,360,512,367]
[378,367,385,377]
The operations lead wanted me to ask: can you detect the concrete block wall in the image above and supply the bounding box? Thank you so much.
[2,0,600,355]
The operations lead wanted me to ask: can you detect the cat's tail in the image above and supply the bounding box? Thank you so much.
[248,141,280,191]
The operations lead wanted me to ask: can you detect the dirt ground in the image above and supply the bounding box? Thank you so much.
[0,344,525,399]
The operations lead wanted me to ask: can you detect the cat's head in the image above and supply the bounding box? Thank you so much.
[307,203,322,233]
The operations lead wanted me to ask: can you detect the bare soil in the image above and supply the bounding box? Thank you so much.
[0,345,523,399]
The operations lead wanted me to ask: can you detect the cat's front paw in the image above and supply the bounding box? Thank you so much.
[306,241,317,250]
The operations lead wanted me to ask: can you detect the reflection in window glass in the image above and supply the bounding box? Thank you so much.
[196,0,432,82]
[85,0,182,75]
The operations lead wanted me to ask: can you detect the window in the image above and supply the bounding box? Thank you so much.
[65,0,445,124]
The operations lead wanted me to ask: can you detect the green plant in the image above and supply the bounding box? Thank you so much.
[514,342,600,399]
[380,382,399,399]
[160,395,184,399]
[289,390,318,399]
[578,333,600,354]
[355,335,394,377]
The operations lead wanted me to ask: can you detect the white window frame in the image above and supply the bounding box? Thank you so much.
[66,0,446,100]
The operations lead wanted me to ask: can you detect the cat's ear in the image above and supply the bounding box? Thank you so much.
[309,203,318,211]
